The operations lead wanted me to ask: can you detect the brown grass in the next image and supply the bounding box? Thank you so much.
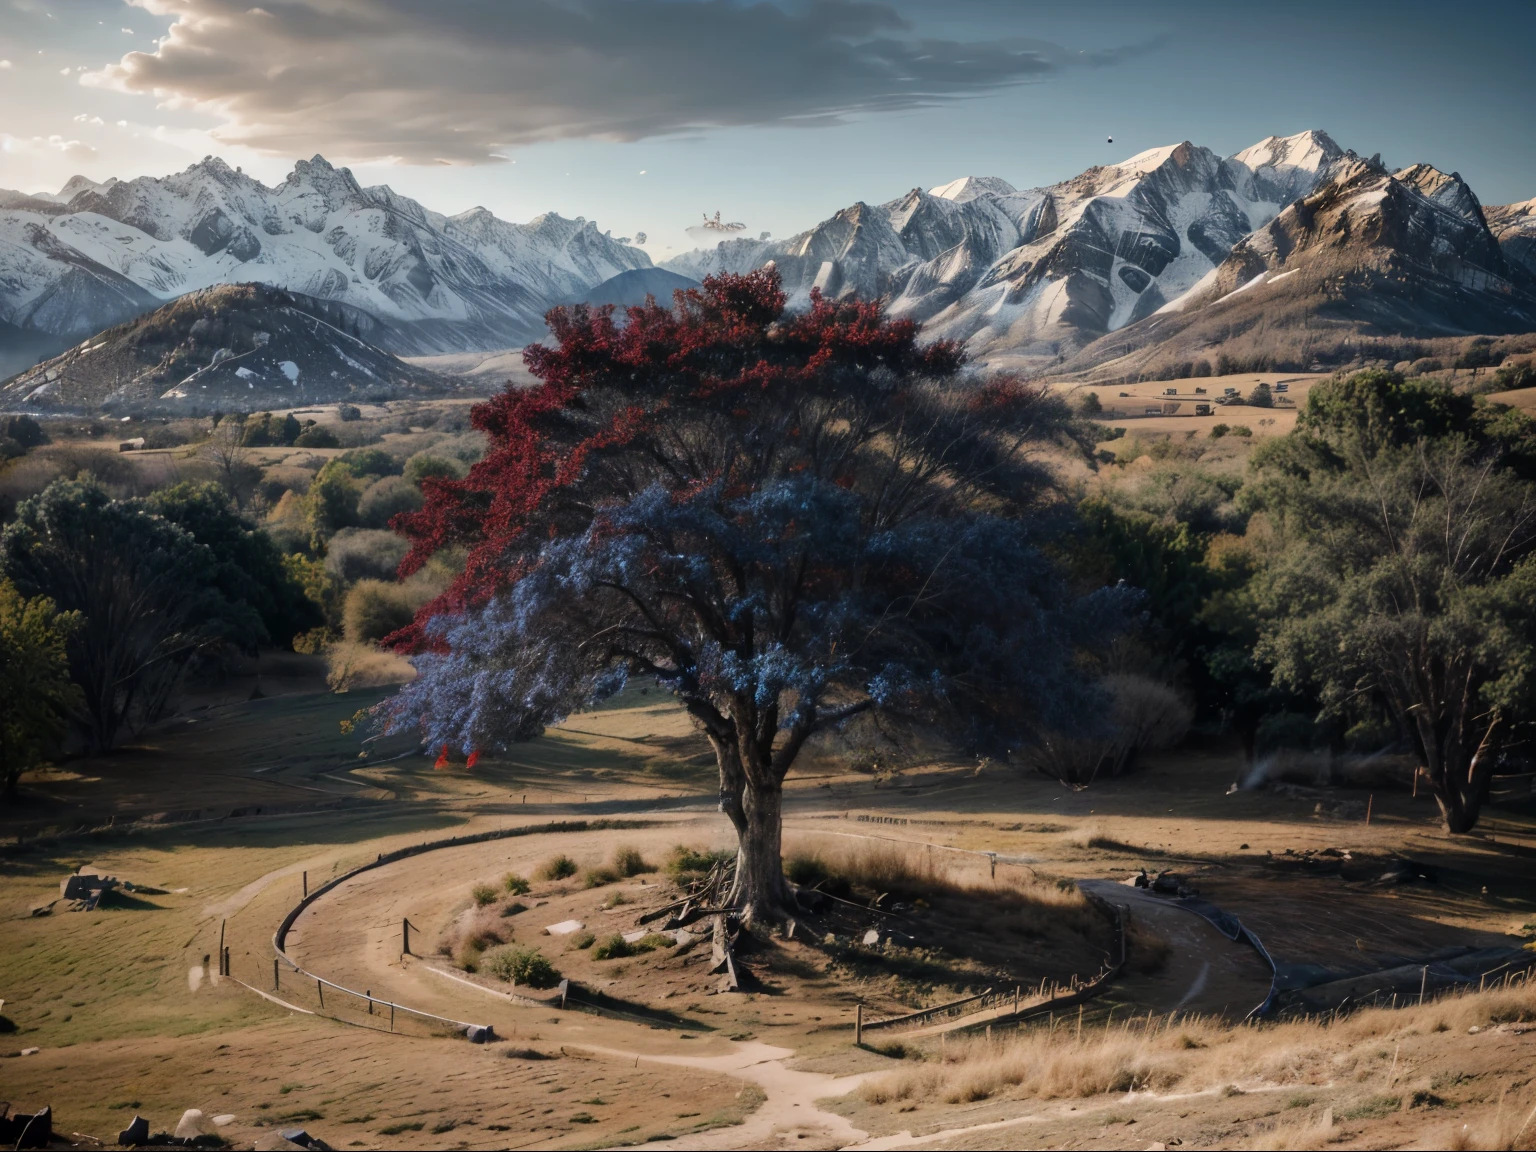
[782,832,1086,913]
[859,981,1536,1113]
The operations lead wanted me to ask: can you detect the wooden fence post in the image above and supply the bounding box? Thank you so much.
[273,958,279,991]
[855,1003,863,1046]
[403,918,411,957]
[219,920,226,972]
[303,871,308,898]
[317,978,324,1009]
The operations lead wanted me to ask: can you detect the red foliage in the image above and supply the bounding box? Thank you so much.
[388,267,963,651]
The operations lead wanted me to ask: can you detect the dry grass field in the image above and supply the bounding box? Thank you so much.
[5,683,1536,1149]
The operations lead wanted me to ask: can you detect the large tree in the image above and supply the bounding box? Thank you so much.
[1,479,266,749]
[1248,370,1536,832]
[0,578,79,800]
[383,271,1128,920]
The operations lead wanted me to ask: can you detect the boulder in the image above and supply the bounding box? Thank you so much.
[117,1114,150,1146]
[174,1108,211,1139]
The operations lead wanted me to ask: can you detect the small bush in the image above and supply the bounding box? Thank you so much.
[1209,423,1230,439]
[634,933,676,952]
[404,453,464,488]
[568,931,596,950]
[480,945,561,988]
[341,579,423,644]
[1231,425,1253,437]
[325,527,409,584]
[592,934,632,960]
[583,866,619,888]
[665,845,734,880]
[294,425,340,449]
[500,901,527,917]
[603,891,630,909]
[337,447,399,478]
[471,883,498,907]
[611,845,653,877]
[503,873,531,895]
[357,475,422,528]
[536,854,578,881]
[337,404,362,422]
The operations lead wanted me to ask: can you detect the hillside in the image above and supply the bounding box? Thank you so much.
[0,283,452,412]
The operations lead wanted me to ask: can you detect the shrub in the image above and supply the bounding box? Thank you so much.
[500,901,527,917]
[611,846,653,877]
[536,854,577,881]
[582,866,618,888]
[665,845,734,880]
[568,931,596,950]
[1209,423,1229,439]
[503,873,531,895]
[480,945,561,988]
[294,424,340,449]
[325,528,409,584]
[357,476,423,528]
[0,415,47,449]
[337,404,362,422]
[337,447,399,478]
[404,453,464,488]
[1230,425,1253,437]
[1248,382,1274,408]
[471,883,498,907]
[591,934,631,960]
[342,579,421,644]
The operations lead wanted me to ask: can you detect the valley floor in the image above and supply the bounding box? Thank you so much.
[3,680,1536,1150]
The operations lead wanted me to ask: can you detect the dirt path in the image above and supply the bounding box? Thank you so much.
[1080,880,1274,1018]
[585,1041,871,1150]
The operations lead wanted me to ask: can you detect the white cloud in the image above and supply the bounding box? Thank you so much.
[78,0,1159,166]
[0,61,11,70]
[0,134,99,160]
[59,66,70,75]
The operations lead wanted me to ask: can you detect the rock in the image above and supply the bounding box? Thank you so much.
[117,1115,150,1146]
[862,929,881,945]
[544,919,585,936]
[175,1108,211,1139]
[464,1024,495,1043]
[19,1046,39,1055]
[212,1113,237,1126]
[7,1105,51,1149]
[254,1134,308,1151]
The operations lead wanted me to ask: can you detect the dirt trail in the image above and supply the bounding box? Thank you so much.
[584,1041,871,1150]
[1080,880,1273,1018]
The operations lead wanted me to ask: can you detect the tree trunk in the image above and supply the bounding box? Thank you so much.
[726,780,796,924]
[1424,719,1497,835]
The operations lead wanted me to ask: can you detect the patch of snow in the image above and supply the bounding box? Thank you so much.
[278,359,300,382]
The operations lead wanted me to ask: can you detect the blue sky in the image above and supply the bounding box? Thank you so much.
[1,0,1530,258]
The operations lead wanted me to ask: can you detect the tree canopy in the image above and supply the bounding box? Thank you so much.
[383,270,1131,918]
[1,479,270,749]
[0,578,79,799]
[1246,371,1536,831]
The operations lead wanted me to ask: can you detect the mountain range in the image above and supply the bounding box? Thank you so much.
[663,130,1536,376]
[0,154,649,377]
[2,129,1533,410]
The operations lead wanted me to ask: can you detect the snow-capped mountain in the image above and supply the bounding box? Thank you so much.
[2,283,451,411]
[664,130,1359,366]
[0,155,650,372]
[1486,197,1536,280]
[1059,158,1536,380]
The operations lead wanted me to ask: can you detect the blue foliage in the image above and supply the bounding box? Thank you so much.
[386,470,1138,761]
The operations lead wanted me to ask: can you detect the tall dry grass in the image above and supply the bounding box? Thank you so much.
[859,980,1536,1120]
[782,832,1086,913]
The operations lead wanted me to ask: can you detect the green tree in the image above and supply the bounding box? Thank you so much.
[147,482,323,647]
[1246,371,1536,832]
[0,579,80,799]
[305,459,362,547]
[1,479,265,749]
[1248,382,1273,408]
